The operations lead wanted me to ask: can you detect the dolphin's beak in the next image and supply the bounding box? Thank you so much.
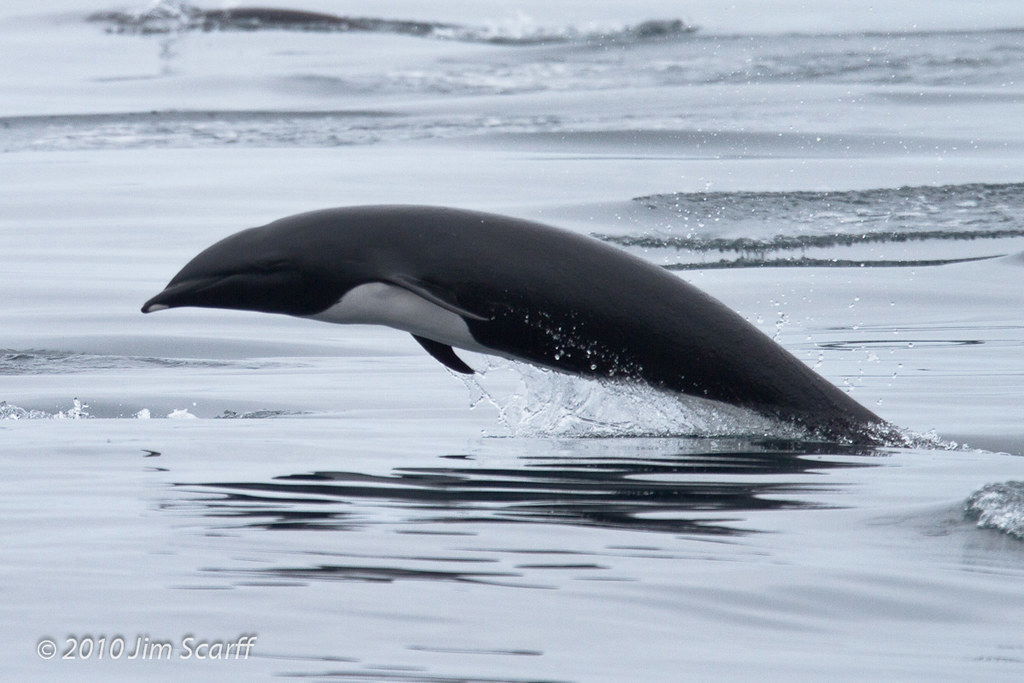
[141,277,223,313]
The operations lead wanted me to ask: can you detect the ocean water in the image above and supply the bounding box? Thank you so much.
[3,1,1024,680]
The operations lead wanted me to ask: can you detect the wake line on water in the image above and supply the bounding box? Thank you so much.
[0,348,255,374]
[89,2,696,45]
[662,255,1000,270]
[0,111,397,126]
[593,182,1024,255]
[0,378,949,448]
[601,228,1024,253]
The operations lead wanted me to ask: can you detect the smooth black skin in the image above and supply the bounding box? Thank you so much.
[143,205,896,444]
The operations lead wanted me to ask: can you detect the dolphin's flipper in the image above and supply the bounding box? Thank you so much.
[387,275,489,321]
[413,335,475,374]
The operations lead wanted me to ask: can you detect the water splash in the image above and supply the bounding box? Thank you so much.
[451,359,956,447]
[0,398,91,420]
[965,482,1024,540]
[456,359,807,439]
[0,399,307,420]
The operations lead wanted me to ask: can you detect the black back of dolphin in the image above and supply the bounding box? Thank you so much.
[143,205,891,443]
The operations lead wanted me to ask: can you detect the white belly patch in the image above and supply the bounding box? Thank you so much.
[303,282,487,352]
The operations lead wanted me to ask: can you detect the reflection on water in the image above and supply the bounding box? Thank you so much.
[169,440,882,588]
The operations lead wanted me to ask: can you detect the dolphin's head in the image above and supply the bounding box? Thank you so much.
[142,223,353,316]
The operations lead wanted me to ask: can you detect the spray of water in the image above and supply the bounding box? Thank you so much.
[455,358,808,439]
[965,482,1024,540]
[0,398,92,420]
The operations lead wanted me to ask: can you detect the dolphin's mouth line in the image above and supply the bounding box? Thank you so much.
[141,276,226,313]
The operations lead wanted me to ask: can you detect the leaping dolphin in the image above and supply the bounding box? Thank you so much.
[142,205,896,444]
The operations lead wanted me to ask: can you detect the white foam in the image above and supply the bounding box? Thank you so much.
[0,398,91,420]
[965,481,1024,539]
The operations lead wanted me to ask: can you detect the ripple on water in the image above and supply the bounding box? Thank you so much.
[88,3,696,46]
[0,348,265,375]
[179,444,881,541]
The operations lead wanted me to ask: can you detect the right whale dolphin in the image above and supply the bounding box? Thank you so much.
[142,205,897,444]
